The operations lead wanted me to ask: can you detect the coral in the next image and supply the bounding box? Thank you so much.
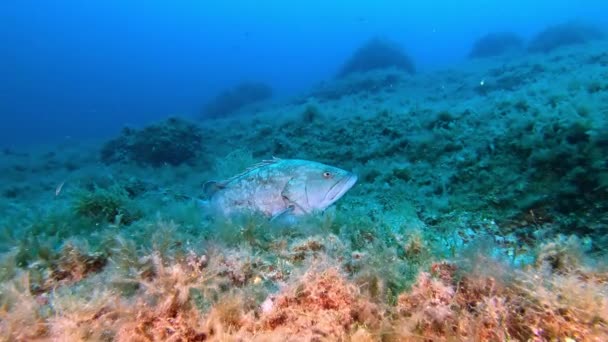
[468,32,524,58]
[528,21,605,53]
[202,82,273,119]
[337,37,415,78]
[101,117,203,167]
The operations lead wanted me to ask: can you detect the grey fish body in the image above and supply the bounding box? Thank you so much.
[204,158,357,218]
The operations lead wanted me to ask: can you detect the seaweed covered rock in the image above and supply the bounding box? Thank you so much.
[74,185,141,224]
[101,117,203,167]
[528,21,605,53]
[468,32,524,58]
[394,262,608,341]
[202,82,273,119]
[337,37,415,78]
[310,69,402,101]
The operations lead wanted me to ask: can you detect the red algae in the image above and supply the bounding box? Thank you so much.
[237,267,382,342]
[2,250,608,341]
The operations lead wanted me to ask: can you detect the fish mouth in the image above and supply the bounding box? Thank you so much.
[325,173,358,204]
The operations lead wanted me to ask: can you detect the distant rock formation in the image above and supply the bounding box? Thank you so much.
[337,37,415,78]
[528,21,605,53]
[468,32,524,58]
[202,82,273,119]
[101,117,203,167]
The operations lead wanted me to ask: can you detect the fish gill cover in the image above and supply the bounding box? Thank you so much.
[1,1,608,341]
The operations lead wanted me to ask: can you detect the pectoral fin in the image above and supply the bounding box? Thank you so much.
[270,205,294,222]
[281,178,309,214]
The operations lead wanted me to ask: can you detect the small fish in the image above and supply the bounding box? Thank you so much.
[204,158,357,219]
[55,181,65,196]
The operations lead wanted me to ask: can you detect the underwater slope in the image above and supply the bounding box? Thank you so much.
[0,40,608,340]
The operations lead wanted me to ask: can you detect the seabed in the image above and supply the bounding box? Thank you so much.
[1,40,608,341]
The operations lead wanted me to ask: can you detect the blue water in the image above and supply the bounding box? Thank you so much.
[1,0,606,146]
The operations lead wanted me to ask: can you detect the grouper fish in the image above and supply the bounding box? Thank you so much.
[203,158,357,219]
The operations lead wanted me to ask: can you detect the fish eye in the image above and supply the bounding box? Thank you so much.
[323,171,332,178]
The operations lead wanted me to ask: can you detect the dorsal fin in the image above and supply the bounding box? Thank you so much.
[222,157,282,184]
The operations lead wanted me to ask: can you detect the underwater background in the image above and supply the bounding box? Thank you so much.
[2,0,608,341]
[1,0,607,146]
